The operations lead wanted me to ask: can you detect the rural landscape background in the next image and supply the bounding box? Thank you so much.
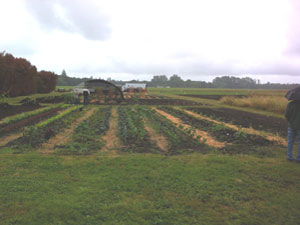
[1,0,300,224]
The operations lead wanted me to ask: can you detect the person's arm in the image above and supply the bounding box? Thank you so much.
[285,102,294,122]
[285,102,290,120]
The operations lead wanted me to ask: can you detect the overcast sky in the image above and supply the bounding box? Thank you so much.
[0,0,299,83]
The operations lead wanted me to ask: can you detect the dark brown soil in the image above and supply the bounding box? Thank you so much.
[187,107,288,137]
[0,107,62,136]
[0,103,42,120]
[179,94,246,100]
[36,96,65,103]
[89,98,202,106]
[125,98,202,106]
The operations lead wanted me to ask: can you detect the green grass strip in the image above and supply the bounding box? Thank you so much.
[2,104,68,125]
[36,105,82,129]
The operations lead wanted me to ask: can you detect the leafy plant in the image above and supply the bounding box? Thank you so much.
[234,129,248,141]
[0,94,9,104]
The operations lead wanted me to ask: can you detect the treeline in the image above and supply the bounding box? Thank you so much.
[57,71,297,90]
[112,75,297,89]
[0,52,57,97]
[56,70,89,86]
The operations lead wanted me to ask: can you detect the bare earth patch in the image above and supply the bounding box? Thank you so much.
[101,106,120,154]
[153,108,225,148]
[144,121,169,152]
[39,107,97,154]
[183,109,287,146]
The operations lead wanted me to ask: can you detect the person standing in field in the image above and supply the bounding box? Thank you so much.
[73,89,79,105]
[285,100,300,162]
[83,89,90,105]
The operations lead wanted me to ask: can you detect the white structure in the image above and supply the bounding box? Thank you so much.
[123,83,147,91]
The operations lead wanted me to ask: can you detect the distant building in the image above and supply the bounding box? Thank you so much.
[123,83,147,92]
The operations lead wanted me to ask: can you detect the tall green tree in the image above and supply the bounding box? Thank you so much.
[61,70,67,77]
[150,75,168,87]
[169,74,184,88]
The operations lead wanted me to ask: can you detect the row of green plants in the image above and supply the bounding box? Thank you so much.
[55,107,112,155]
[8,106,86,153]
[1,104,69,125]
[118,106,157,153]
[137,106,207,155]
[36,105,82,128]
[158,106,271,146]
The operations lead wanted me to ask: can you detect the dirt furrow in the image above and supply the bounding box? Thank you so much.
[0,132,23,149]
[183,109,287,146]
[101,107,120,154]
[39,107,97,154]
[144,121,169,152]
[153,108,225,148]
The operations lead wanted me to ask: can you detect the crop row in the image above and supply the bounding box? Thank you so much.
[137,106,207,155]
[158,106,272,146]
[55,107,112,155]
[36,105,82,128]
[8,105,86,153]
[118,106,157,153]
[1,103,69,125]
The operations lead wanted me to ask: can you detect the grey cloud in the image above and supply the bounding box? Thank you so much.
[24,0,111,40]
[73,56,300,77]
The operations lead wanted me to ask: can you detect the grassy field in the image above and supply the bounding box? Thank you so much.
[148,88,287,96]
[148,88,251,96]
[0,148,299,225]
[0,88,299,225]
[220,95,288,114]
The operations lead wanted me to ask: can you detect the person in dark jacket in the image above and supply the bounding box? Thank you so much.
[285,100,300,162]
[83,89,90,105]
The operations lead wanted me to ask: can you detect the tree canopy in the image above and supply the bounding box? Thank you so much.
[0,52,57,97]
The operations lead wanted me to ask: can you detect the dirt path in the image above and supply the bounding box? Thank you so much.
[0,132,23,149]
[39,107,97,154]
[183,109,287,146]
[153,108,225,148]
[144,121,169,152]
[101,107,120,154]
